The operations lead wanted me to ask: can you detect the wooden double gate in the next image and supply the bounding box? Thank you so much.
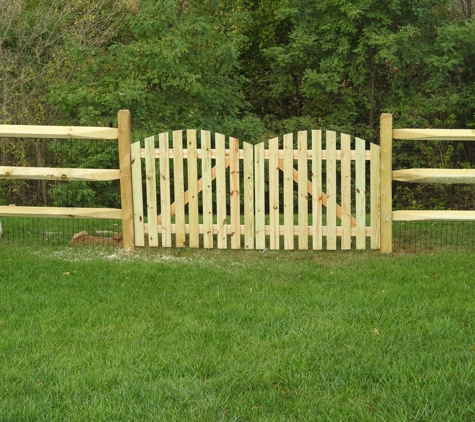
[130,130,381,250]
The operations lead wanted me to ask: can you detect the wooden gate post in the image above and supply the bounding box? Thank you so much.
[118,110,135,250]
[380,113,393,253]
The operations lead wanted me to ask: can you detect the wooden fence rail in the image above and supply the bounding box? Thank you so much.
[379,113,475,253]
[0,110,134,249]
[132,130,381,250]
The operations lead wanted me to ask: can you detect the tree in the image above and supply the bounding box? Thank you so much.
[0,0,124,205]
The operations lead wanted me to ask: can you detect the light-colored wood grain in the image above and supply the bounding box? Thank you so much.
[216,133,227,249]
[141,221,372,237]
[276,162,357,227]
[187,130,199,248]
[392,128,475,141]
[230,137,241,249]
[131,141,145,247]
[118,110,134,250]
[143,147,371,161]
[0,125,119,140]
[283,133,294,250]
[173,130,186,247]
[159,132,171,247]
[244,142,254,249]
[326,131,337,250]
[355,137,366,249]
[201,130,213,249]
[340,133,351,250]
[392,169,475,184]
[370,143,381,250]
[145,136,158,247]
[0,206,122,219]
[298,131,308,250]
[0,166,119,181]
[312,130,323,250]
[380,114,393,253]
[393,210,475,221]
[269,137,280,250]
[255,142,266,250]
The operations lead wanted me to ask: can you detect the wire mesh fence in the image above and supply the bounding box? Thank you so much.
[392,138,475,253]
[0,137,122,248]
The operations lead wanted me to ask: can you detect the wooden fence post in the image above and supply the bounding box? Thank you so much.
[118,110,135,250]
[380,113,393,253]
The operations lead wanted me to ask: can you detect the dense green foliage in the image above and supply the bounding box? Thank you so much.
[1,0,475,208]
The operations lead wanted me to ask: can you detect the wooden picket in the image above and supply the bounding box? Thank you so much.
[132,130,381,250]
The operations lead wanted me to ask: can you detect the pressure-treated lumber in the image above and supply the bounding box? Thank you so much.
[254,142,265,250]
[392,169,475,184]
[201,130,213,248]
[392,129,475,141]
[160,132,172,247]
[216,133,227,249]
[269,137,280,250]
[326,131,337,250]
[145,136,158,247]
[0,206,122,219]
[312,130,323,250]
[244,142,254,249]
[380,113,393,253]
[118,110,134,250]
[298,131,308,250]
[370,143,381,250]
[340,133,351,250]
[131,141,145,247]
[283,133,294,250]
[0,166,119,181]
[187,130,199,248]
[230,137,240,249]
[355,137,366,250]
[393,210,475,221]
[173,130,186,247]
[0,125,119,140]
[142,222,372,237]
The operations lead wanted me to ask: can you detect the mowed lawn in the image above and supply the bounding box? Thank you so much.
[0,246,474,421]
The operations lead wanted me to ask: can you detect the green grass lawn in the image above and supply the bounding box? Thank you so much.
[0,246,474,421]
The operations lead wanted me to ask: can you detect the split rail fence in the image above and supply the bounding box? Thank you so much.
[0,110,134,249]
[380,113,475,253]
[4,111,472,252]
[131,130,381,250]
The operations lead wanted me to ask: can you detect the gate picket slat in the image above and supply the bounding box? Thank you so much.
[216,133,227,249]
[312,130,323,250]
[173,130,185,247]
[298,131,308,250]
[187,130,199,248]
[341,133,351,250]
[145,136,158,247]
[326,131,337,250]
[202,130,213,248]
[284,133,294,250]
[255,142,265,250]
[230,137,241,249]
[244,142,254,249]
[356,137,366,249]
[371,143,381,249]
[269,137,280,250]
[159,133,171,247]
[131,141,145,247]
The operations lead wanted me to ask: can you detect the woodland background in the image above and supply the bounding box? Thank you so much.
[1,0,475,210]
